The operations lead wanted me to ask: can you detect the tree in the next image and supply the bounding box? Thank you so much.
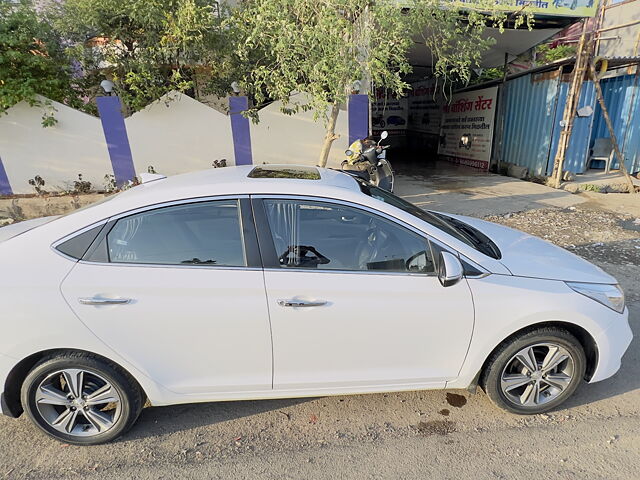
[47,0,231,115]
[535,43,576,66]
[0,0,83,125]
[228,0,527,167]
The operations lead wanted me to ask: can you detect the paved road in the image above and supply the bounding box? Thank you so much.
[1,298,638,480]
[1,171,639,479]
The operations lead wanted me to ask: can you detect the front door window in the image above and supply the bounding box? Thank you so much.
[263,199,435,274]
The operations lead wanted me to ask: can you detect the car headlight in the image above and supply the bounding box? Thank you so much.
[566,282,625,313]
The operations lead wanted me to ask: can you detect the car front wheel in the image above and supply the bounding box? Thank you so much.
[21,352,144,445]
[482,327,586,414]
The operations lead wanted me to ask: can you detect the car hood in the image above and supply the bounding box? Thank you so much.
[0,216,60,243]
[446,214,616,284]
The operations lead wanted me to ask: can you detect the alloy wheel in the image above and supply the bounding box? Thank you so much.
[500,343,575,407]
[34,368,122,437]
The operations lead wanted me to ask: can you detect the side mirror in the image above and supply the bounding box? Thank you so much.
[345,149,353,156]
[437,251,464,287]
[380,131,389,140]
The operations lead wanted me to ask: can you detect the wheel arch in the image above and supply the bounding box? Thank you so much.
[2,348,147,418]
[477,321,599,390]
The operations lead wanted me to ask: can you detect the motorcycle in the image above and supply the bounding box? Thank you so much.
[341,131,395,192]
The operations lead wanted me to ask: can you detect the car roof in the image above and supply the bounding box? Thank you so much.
[53,165,361,225]
[121,165,357,200]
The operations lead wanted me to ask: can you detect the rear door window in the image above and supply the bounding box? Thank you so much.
[106,200,246,266]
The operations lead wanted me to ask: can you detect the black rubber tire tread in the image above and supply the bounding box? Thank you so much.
[481,327,586,415]
[20,351,144,445]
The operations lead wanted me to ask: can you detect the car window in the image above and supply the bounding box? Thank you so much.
[56,224,106,259]
[357,180,501,259]
[106,200,246,266]
[263,199,434,273]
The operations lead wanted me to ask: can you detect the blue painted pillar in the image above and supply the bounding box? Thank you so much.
[0,156,12,196]
[96,96,136,186]
[229,96,253,166]
[348,94,369,144]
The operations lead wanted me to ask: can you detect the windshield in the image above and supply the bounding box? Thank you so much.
[358,180,501,259]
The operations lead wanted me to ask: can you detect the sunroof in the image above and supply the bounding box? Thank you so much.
[247,165,321,180]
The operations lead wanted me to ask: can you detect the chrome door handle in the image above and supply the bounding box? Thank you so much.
[277,300,327,308]
[79,297,131,305]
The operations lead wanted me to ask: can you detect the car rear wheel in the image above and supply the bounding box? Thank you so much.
[21,352,144,445]
[482,328,586,414]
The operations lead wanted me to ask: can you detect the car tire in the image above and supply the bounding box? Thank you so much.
[21,351,144,445]
[481,327,586,415]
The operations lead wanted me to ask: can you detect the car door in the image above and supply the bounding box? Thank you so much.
[61,197,273,395]
[254,196,475,391]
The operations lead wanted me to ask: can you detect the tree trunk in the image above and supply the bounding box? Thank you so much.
[317,101,341,168]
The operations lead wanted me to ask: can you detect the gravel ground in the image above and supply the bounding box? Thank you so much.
[1,189,639,479]
[485,206,640,303]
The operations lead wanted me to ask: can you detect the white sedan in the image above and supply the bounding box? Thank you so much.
[0,165,632,445]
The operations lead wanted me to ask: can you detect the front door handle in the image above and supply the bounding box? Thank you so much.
[79,297,131,306]
[277,299,327,308]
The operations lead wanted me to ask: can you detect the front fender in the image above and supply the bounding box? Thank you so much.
[447,274,620,389]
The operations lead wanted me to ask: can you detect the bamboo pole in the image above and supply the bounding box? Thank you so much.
[598,19,640,34]
[588,61,638,194]
[551,21,590,188]
[594,0,610,55]
[494,52,509,173]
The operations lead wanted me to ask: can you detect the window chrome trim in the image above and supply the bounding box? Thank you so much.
[462,266,491,279]
[106,195,249,222]
[76,260,263,272]
[263,267,436,277]
[52,247,83,263]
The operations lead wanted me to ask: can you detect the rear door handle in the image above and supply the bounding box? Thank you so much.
[79,297,131,306]
[277,300,327,308]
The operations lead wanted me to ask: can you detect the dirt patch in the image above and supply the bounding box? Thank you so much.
[485,206,640,305]
[438,409,450,416]
[446,393,467,408]
[484,207,640,267]
[0,193,107,222]
[416,420,456,436]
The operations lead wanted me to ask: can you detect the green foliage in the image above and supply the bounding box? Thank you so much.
[227,0,528,165]
[581,183,602,192]
[536,44,576,65]
[0,0,83,123]
[409,0,524,95]
[227,1,415,117]
[48,0,230,114]
[471,67,505,85]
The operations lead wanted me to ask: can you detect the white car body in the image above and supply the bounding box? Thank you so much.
[0,166,633,416]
